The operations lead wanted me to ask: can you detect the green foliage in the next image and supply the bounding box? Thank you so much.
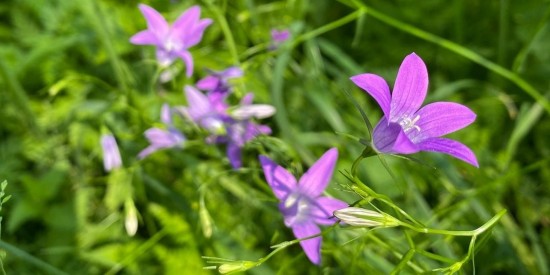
[0,0,549,274]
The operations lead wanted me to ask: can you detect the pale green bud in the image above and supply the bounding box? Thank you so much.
[218,261,256,274]
[334,207,400,228]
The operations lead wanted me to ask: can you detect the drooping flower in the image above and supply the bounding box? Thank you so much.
[138,104,186,159]
[223,93,274,168]
[181,87,275,168]
[180,85,228,134]
[350,53,478,167]
[100,134,123,171]
[259,148,348,265]
[130,4,212,77]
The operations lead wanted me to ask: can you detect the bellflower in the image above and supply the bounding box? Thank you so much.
[197,67,243,95]
[180,85,228,134]
[270,29,290,49]
[180,86,274,168]
[100,134,122,171]
[130,4,212,77]
[271,29,290,43]
[138,104,186,159]
[224,93,274,168]
[259,148,348,265]
[350,53,478,167]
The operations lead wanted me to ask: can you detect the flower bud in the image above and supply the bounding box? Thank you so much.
[231,104,276,120]
[218,261,256,274]
[334,207,400,228]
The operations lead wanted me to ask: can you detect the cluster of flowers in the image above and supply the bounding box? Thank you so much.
[101,3,479,266]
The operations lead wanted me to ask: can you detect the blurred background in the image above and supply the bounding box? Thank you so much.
[0,0,549,274]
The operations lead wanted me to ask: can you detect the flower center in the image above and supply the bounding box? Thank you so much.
[398,115,421,133]
[165,38,180,52]
[282,192,311,226]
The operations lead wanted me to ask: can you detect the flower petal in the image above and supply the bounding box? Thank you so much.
[129,30,158,45]
[178,51,194,77]
[390,53,429,121]
[350,73,391,120]
[292,222,322,265]
[259,155,297,201]
[138,4,169,37]
[310,197,348,225]
[184,85,211,120]
[408,102,476,142]
[185,18,213,47]
[372,117,401,153]
[222,66,243,78]
[172,5,201,35]
[137,145,159,159]
[101,135,122,171]
[231,104,276,120]
[417,137,479,167]
[298,148,338,198]
[392,129,420,154]
[227,142,242,169]
[161,103,172,125]
[144,128,184,147]
[196,75,220,91]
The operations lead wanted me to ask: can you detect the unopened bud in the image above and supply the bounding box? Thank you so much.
[334,207,400,228]
[125,200,138,236]
[218,261,256,274]
[231,104,276,120]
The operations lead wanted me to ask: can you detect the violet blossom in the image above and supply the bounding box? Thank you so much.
[270,28,290,49]
[196,66,243,103]
[259,148,348,265]
[100,134,122,171]
[138,104,186,159]
[350,53,478,167]
[180,85,228,134]
[130,4,212,77]
[180,86,274,168]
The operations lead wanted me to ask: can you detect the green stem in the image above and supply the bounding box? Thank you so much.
[350,146,376,176]
[399,209,507,237]
[0,240,69,275]
[105,228,168,275]
[204,0,239,67]
[341,0,550,114]
[290,9,364,49]
[352,177,424,228]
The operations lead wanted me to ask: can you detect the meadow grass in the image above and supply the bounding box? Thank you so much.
[0,0,549,274]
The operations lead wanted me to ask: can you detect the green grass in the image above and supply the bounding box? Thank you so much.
[0,0,549,274]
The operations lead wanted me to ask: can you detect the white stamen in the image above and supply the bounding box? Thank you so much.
[399,115,421,133]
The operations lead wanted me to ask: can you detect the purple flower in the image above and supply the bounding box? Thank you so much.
[100,134,122,171]
[223,93,274,168]
[271,29,290,46]
[180,85,228,134]
[138,104,186,159]
[259,148,348,265]
[130,4,212,77]
[197,66,243,95]
[350,53,478,167]
[224,119,272,169]
[180,87,274,168]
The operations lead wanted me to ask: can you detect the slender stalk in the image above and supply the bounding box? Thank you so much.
[399,209,507,237]
[0,240,69,275]
[204,0,239,67]
[291,9,364,49]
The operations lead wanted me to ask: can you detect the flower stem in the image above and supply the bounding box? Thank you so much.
[399,209,507,237]
[351,146,376,177]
